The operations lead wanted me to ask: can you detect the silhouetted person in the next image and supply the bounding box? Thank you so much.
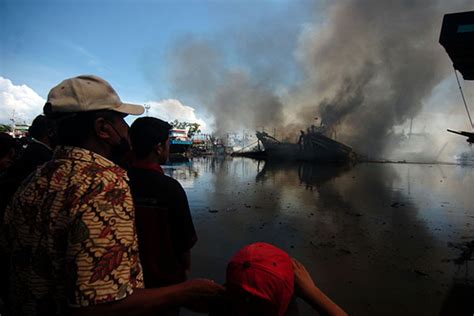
[0,132,16,173]
[304,128,312,150]
[0,115,55,207]
[128,117,198,316]
[0,132,21,218]
[0,115,56,228]
[0,132,18,313]
[298,130,305,151]
[23,114,55,171]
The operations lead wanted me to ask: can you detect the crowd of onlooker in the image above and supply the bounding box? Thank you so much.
[0,75,347,316]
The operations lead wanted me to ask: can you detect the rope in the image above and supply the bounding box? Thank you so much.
[454,67,474,129]
[233,140,259,153]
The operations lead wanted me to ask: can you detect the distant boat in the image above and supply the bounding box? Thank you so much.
[256,129,355,163]
[169,129,193,154]
[7,110,30,138]
[456,151,474,165]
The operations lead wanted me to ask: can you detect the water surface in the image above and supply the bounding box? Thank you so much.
[165,157,474,316]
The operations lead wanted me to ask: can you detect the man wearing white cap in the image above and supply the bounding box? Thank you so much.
[3,75,223,316]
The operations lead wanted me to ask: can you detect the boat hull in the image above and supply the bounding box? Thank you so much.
[170,140,192,154]
[257,132,354,163]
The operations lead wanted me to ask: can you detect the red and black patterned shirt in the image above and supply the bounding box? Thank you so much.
[3,146,144,315]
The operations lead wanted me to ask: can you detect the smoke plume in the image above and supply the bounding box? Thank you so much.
[294,0,470,156]
[164,32,289,137]
[149,0,471,158]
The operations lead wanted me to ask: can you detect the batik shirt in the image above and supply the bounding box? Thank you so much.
[3,146,144,315]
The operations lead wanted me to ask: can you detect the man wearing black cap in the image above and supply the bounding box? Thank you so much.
[2,75,223,316]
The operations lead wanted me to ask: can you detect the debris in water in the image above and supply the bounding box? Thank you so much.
[319,241,336,248]
[414,270,429,277]
[346,211,363,217]
[339,248,352,255]
[390,202,405,208]
[449,240,474,265]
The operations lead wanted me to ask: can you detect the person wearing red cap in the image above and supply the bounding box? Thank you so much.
[211,242,347,316]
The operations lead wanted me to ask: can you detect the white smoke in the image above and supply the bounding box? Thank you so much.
[142,98,209,132]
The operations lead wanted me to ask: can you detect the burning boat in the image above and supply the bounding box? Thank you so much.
[256,126,355,163]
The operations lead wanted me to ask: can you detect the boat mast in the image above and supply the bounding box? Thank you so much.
[454,68,474,129]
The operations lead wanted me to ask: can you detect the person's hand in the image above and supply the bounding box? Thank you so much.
[292,258,317,299]
[185,278,225,297]
[183,278,225,312]
[292,259,348,316]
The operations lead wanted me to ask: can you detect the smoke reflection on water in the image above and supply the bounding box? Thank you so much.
[165,157,474,316]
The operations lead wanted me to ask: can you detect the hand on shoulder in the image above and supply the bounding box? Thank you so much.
[292,258,317,299]
[182,278,225,313]
[292,258,348,316]
[184,278,225,297]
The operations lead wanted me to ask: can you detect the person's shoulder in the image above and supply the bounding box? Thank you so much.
[128,167,165,183]
[164,174,185,191]
[133,167,180,185]
[128,168,177,194]
[162,173,179,184]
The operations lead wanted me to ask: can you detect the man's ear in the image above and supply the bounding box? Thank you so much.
[154,143,163,156]
[93,117,113,141]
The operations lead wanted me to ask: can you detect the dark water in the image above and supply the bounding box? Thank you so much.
[164,157,474,316]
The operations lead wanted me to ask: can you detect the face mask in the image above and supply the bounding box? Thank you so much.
[110,137,131,168]
[106,120,131,168]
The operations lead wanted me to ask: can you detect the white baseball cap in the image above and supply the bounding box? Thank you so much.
[47,75,144,115]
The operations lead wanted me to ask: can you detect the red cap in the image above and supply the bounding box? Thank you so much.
[226,242,294,316]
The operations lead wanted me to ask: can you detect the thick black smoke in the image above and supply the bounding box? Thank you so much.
[294,0,471,156]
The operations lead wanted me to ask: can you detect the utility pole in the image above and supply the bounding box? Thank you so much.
[10,110,16,137]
